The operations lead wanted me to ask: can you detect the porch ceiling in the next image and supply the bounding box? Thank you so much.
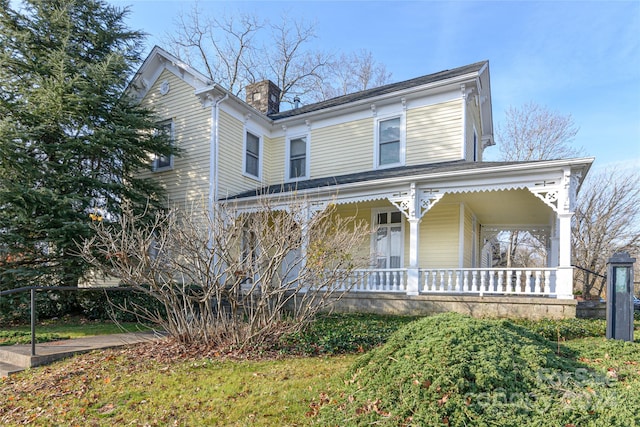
[442,189,553,226]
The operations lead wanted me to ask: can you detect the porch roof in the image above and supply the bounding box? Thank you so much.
[225,159,571,200]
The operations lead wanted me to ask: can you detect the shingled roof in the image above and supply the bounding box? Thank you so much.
[268,60,488,120]
[225,159,544,200]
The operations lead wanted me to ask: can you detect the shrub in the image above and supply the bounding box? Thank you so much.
[76,288,165,323]
[513,317,606,341]
[317,313,636,426]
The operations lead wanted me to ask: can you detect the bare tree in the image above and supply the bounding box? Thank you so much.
[165,5,331,106]
[311,49,393,102]
[165,6,392,108]
[497,102,582,161]
[166,5,262,96]
[79,196,371,349]
[572,168,640,297]
[495,102,582,267]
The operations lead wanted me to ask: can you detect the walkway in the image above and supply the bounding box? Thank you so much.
[0,331,161,377]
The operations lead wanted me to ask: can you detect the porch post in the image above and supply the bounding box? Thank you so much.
[555,168,576,299]
[407,218,421,295]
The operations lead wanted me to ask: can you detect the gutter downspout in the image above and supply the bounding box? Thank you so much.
[460,84,469,161]
[209,93,229,212]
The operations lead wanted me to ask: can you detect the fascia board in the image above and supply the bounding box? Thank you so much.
[230,157,595,205]
[273,72,482,125]
[127,46,213,101]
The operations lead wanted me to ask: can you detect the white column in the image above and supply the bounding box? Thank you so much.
[549,216,559,267]
[406,218,421,295]
[555,167,575,299]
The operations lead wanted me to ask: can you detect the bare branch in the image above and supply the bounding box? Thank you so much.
[79,196,371,349]
[496,102,582,161]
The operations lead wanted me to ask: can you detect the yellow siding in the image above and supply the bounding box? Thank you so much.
[406,99,463,165]
[463,205,474,267]
[310,118,373,178]
[332,202,377,264]
[266,135,286,184]
[465,99,482,161]
[140,69,211,208]
[217,110,243,198]
[420,202,460,268]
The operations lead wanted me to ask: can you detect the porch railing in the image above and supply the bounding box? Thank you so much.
[336,268,407,292]
[334,267,556,297]
[419,268,555,296]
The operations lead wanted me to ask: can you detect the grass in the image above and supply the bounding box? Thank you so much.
[1,349,356,426]
[0,316,147,346]
[0,313,639,426]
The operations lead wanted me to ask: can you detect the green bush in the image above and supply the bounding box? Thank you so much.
[513,317,606,341]
[76,288,165,322]
[0,290,82,324]
[280,313,416,355]
[317,313,639,426]
[0,287,164,324]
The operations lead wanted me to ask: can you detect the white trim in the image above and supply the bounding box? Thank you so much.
[373,112,406,169]
[459,203,465,268]
[285,132,311,181]
[242,126,263,181]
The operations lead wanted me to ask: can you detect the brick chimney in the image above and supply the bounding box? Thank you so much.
[245,80,281,115]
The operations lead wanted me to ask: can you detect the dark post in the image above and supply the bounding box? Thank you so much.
[30,287,36,356]
[606,252,635,342]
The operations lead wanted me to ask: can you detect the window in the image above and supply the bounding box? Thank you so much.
[153,120,174,171]
[244,131,261,178]
[473,126,478,162]
[374,210,403,269]
[376,116,403,167]
[287,135,308,179]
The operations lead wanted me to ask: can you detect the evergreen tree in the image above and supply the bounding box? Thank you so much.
[0,0,175,289]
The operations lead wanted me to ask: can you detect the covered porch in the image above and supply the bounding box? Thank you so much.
[230,158,593,314]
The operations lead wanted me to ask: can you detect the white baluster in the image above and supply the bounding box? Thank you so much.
[497,270,504,293]
[546,270,552,294]
[515,270,522,293]
[472,270,478,292]
[535,271,541,294]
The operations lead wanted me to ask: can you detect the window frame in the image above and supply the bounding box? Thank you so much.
[285,133,310,181]
[370,208,405,269]
[243,128,262,180]
[374,114,406,169]
[153,119,174,172]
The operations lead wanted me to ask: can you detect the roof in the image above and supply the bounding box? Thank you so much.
[268,60,488,120]
[225,159,544,200]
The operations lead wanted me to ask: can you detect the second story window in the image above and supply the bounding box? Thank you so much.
[153,120,174,171]
[244,131,261,178]
[377,116,401,167]
[288,135,308,179]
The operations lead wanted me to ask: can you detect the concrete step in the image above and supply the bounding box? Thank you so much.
[0,361,25,378]
[0,347,32,368]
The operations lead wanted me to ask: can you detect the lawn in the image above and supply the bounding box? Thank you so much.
[0,314,639,426]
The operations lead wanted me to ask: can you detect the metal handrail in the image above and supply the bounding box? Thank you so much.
[0,286,133,356]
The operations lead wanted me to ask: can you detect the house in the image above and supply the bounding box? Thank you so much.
[129,46,593,319]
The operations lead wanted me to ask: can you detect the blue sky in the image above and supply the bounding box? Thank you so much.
[108,0,640,170]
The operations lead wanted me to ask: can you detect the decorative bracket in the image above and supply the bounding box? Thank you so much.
[388,183,444,220]
[371,104,377,117]
[529,180,560,213]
